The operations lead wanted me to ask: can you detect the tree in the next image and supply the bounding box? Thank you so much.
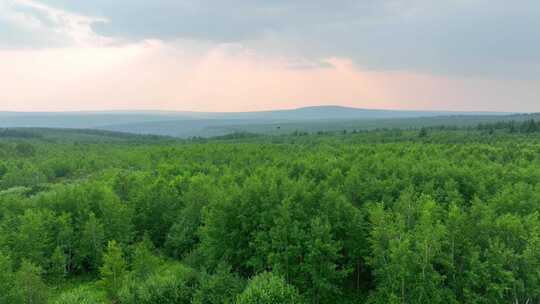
[55,213,75,274]
[193,263,245,304]
[99,240,127,300]
[97,187,134,245]
[236,272,304,304]
[80,212,105,272]
[200,171,286,275]
[131,236,161,280]
[367,197,453,304]
[0,161,7,178]
[13,209,55,269]
[0,252,16,303]
[49,246,67,281]
[268,189,365,300]
[523,119,538,133]
[15,142,36,157]
[419,127,429,138]
[131,177,182,247]
[0,162,46,188]
[304,217,348,304]
[112,170,142,202]
[268,199,306,287]
[14,260,48,304]
[165,174,215,259]
[119,264,199,304]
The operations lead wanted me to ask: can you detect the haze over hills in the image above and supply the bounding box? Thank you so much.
[0,105,520,138]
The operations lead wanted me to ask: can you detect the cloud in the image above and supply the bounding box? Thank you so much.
[20,0,540,78]
[0,0,113,48]
[0,0,538,112]
[1,39,539,112]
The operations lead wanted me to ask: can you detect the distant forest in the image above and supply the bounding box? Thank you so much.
[1,119,540,303]
[0,108,536,138]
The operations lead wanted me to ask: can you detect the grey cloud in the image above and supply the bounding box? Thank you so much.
[41,0,377,41]
[10,0,540,78]
[0,0,95,48]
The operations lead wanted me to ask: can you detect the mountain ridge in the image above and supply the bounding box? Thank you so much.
[0,105,521,138]
[0,105,514,116]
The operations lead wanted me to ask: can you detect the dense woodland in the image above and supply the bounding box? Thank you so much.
[1,120,540,303]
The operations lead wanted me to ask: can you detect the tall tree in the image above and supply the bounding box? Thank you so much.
[304,217,348,304]
[49,246,67,282]
[80,212,105,272]
[131,236,161,280]
[0,252,16,303]
[14,260,48,304]
[13,209,55,268]
[99,240,127,300]
[193,263,245,304]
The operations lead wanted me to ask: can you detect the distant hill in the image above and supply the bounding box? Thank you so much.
[0,127,177,143]
[197,106,504,121]
[0,106,519,138]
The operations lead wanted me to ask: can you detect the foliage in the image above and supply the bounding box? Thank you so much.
[119,264,199,304]
[99,240,127,300]
[235,272,305,304]
[14,260,48,304]
[50,246,68,281]
[0,252,16,303]
[193,262,245,304]
[1,124,540,303]
[130,236,161,280]
[53,287,107,304]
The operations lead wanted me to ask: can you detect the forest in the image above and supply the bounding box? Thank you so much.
[1,120,540,303]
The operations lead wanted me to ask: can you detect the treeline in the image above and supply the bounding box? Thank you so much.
[0,128,43,139]
[1,128,540,303]
[477,119,540,134]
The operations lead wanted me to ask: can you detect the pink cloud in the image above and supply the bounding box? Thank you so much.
[0,40,538,112]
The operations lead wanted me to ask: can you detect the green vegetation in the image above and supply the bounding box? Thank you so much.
[1,119,540,303]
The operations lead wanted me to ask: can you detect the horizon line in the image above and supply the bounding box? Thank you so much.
[0,104,521,115]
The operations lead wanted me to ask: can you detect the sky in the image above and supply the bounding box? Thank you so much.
[1,0,539,112]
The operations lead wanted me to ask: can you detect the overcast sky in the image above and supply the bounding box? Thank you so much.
[1,0,539,112]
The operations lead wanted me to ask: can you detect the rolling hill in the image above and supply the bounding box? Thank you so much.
[0,106,518,138]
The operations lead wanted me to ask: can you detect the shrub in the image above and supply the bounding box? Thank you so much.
[236,272,304,304]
